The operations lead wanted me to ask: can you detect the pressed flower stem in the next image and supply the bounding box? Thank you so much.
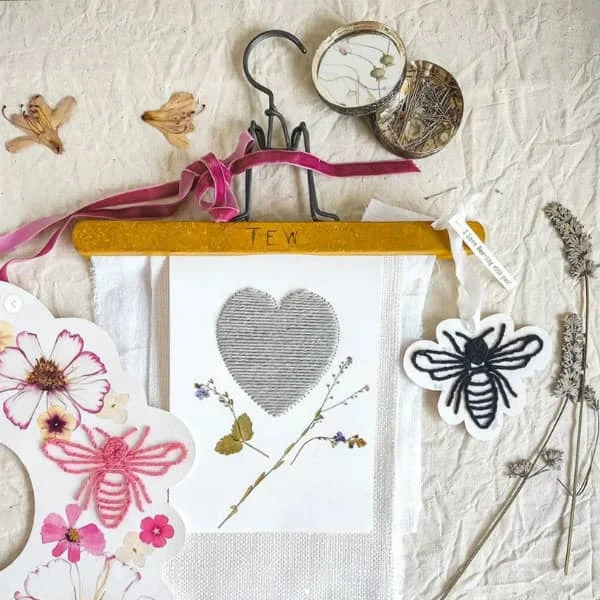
[439,396,570,600]
[217,415,321,529]
[290,436,330,465]
[243,441,269,458]
[564,275,590,575]
[217,362,366,529]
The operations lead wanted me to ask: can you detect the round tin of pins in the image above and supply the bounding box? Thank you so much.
[312,21,407,117]
[370,60,464,158]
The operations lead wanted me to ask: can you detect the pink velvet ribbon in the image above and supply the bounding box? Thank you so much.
[0,132,419,281]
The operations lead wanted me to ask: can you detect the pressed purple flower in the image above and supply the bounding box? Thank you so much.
[195,385,210,400]
[333,431,346,443]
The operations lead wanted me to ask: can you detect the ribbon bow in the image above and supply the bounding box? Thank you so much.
[0,132,419,281]
[178,132,254,221]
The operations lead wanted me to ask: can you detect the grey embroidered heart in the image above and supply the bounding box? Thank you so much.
[216,287,339,416]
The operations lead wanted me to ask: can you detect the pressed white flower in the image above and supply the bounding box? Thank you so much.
[97,392,129,424]
[337,41,351,55]
[14,554,150,600]
[0,330,109,429]
[115,531,153,568]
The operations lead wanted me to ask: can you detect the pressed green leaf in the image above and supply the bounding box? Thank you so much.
[231,413,254,442]
[215,435,243,455]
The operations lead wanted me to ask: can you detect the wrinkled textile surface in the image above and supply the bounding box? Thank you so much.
[0,1,599,598]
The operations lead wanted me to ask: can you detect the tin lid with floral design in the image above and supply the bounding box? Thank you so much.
[312,21,407,116]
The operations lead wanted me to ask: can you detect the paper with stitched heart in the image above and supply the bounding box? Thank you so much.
[216,287,340,416]
[169,255,381,533]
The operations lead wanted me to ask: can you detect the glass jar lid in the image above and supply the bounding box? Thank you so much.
[312,21,407,117]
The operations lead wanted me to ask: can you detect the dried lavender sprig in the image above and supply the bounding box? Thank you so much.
[544,202,596,574]
[553,314,584,402]
[543,202,597,279]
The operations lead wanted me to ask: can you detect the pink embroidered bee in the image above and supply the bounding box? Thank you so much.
[42,425,187,529]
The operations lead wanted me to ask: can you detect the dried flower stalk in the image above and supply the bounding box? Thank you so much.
[543,202,597,279]
[544,202,596,575]
[141,92,204,148]
[2,95,76,154]
[553,314,584,402]
[439,392,569,599]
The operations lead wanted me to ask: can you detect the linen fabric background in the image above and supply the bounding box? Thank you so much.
[1,1,599,598]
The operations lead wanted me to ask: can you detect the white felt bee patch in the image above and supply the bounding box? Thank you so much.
[403,314,551,440]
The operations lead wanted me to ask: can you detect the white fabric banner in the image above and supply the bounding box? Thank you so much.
[91,200,434,599]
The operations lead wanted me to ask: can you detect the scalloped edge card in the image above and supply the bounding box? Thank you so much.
[0,281,195,600]
[403,314,551,441]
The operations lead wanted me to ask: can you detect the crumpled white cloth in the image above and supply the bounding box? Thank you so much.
[1,0,599,597]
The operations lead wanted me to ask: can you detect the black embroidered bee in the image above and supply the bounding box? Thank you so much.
[410,322,544,430]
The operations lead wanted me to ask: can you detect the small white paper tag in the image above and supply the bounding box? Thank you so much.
[448,214,517,291]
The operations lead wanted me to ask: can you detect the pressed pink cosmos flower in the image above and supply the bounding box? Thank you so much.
[41,504,105,563]
[139,515,175,548]
[0,329,110,429]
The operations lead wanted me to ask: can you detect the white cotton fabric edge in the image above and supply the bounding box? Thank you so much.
[90,255,153,399]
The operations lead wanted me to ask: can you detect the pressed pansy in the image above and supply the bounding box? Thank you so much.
[116,531,153,567]
[139,515,175,549]
[97,392,129,424]
[0,320,15,352]
[332,431,346,444]
[0,329,110,429]
[41,504,105,563]
[37,405,76,440]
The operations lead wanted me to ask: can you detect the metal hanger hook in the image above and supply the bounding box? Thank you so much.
[243,29,307,108]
